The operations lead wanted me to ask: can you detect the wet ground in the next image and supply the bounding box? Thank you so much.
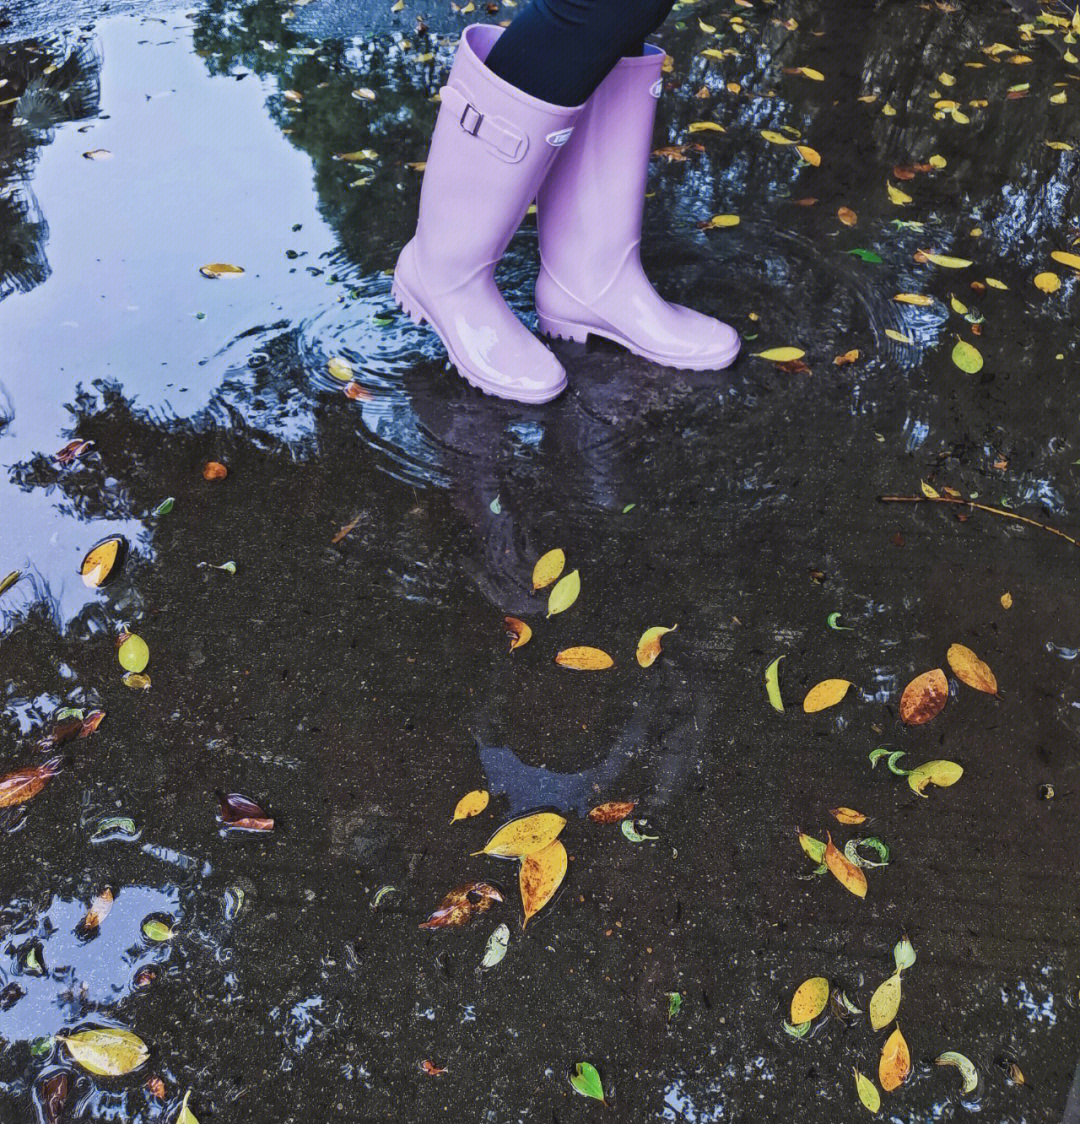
[3,0,1080,1119]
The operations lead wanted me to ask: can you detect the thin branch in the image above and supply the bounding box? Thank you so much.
[878,494,1080,549]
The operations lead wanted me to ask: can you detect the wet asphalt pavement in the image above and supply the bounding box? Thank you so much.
[3,0,1080,1120]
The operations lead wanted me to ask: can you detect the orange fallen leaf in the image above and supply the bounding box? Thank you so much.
[825,832,867,897]
[421,1060,446,1076]
[838,206,858,226]
[830,806,866,825]
[504,616,532,652]
[946,643,998,695]
[202,461,228,481]
[419,882,503,929]
[555,646,614,670]
[879,1025,911,1091]
[519,838,567,928]
[834,349,860,366]
[332,517,360,544]
[899,668,948,725]
[0,757,63,808]
[588,801,636,824]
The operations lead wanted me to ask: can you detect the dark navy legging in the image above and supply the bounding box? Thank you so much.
[484,0,677,106]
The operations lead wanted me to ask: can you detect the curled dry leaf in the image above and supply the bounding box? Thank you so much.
[473,811,565,858]
[765,655,785,712]
[803,678,852,713]
[504,616,532,652]
[854,1068,880,1114]
[531,548,565,591]
[588,800,636,824]
[0,757,63,808]
[199,263,244,278]
[80,535,127,588]
[636,625,676,668]
[38,1071,69,1124]
[421,1060,447,1076]
[519,838,567,928]
[825,832,867,897]
[907,759,963,796]
[218,792,274,831]
[879,1026,911,1092]
[82,888,114,932]
[830,806,866,825]
[899,668,948,725]
[555,646,613,670]
[418,882,503,929]
[202,460,228,481]
[60,1027,149,1076]
[790,976,829,1024]
[451,789,489,823]
[835,349,860,366]
[480,922,510,969]
[946,643,998,695]
[869,973,902,1030]
[936,1051,978,1094]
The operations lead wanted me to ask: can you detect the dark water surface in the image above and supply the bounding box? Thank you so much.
[3,0,1080,1119]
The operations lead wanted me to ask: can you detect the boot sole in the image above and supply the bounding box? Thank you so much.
[537,312,741,372]
[392,277,567,405]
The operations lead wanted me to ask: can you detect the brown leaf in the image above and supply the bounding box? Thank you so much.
[838,206,858,226]
[332,517,360,544]
[79,710,106,738]
[588,801,637,824]
[504,616,532,652]
[218,792,274,831]
[899,668,949,725]
[421,1060,446,1076]
[418,882,503,929]
[777,359,810,374]
[834,349,860,367]
[793,197,819,206]
[82,887,114,932]
[38,1072,69,1124]
[146,1076,166,1100]
[202,461,228,481]
[0,757,63,808]
[343,380,373,401]
[56,439,95,465]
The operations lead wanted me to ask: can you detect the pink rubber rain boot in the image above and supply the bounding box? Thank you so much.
[535,45,740,370]
[393,25,582,404]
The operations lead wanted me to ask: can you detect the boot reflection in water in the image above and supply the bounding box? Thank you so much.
[392,1,740,406]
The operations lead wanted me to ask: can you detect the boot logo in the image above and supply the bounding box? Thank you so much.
[649,79,663,98]
[545,127,574,147]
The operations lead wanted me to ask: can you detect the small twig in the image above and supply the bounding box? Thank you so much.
[879,494,1080,549]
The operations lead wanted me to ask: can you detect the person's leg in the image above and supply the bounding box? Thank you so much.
[485,0,676,107]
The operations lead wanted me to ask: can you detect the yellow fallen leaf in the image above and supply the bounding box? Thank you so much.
[701,48,726,61]
[1051,91,1067,104]
[938,71,955,86]
[1046,140,1075,151]
[803,678,851,713]
[60,1028,149,1076]
[547,569,580,617]
[929,154,947,168]
[854,1068,881,1114]
[830,806,866,825]
[473,812,566,858]
[984,277,1008,289]
[555,646,614,670]
[887,183,912,205]
[199,263,244,278]
[921,480,941,498]
[879,1026,911,1091]
[753,346,805,362]
[532,548,565,591]
[504,616,532,652]
[947,642,998,695]
[707,214,740,227]
[907,759,963,796]
[1051,250,1080,269]
[80,537,123,588]
[789,66,824,80]
[893,293,934,306]
[796,145,820,165]
[637,625,677,668]
[870,972,902,1030]
[698,18,716,32]
[760,129,794,145]
[519,838,567,928]
[178,1090,199,1124]
[920,252,973,268]
[1035,272,1062,292]
[825,832,867,897]
[790,977,829,1024]
[950,294,968,314]
[882,103,897,116]
[327,356,354,381]
[451,789,489,824]
[884,329,913,345]
[1001,591,1013,609]
[689,121,725,133]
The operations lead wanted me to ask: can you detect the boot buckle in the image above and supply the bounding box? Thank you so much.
[460,103,483,136]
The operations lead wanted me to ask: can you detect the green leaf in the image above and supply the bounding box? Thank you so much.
[845,837,890,868]
[783,1019,811,1038]
[142,919,175,942]
[764,655,784,712]
[935,1050,978,1094]
[569,1062,605,1101]
[372,885,398,909]
[868,747,891,767]
[667,991,682,1021]
[827,612,853,630]
[907,759,963,796]
[886,750,911,776]
[30,1036,54,1058]
[622,503,636,513]
[894,935,916,972]
[178,1090,200,1124]
[854,1068,881,1113]
[621,818,659,843]
[489,495,501,515]
[151,497,175,516]
[951,338,983,373]
[93,816,137,839]
[846,249,883,263]
[546,569,580,618]
[480,923,510,970]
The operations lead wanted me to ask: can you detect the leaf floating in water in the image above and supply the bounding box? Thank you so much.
[796,145,820,166]
[0,570,21,598]
[202,460,228,481]
[327,356,354,382]
[504,616,532,652]
[0,757,63,808]
[879,1026,911,1092]
[418,882,503,929]
[37,1070,69,1124]
[952,339,983,373]
[122,672,151,690]
[918,251,973,269]
[56,438,95,465]
[760,129,795,145]
[790,977,829,1024]
[946,643,998,695]
[825,833,867,897]
[546,570,580,618]
[451,789,489,824]
[706,213,739,227]
[869,972,902,1030]
[753,346,805,362]
[764,655,785,712]
[80,536,127,588]
[142,919,175,942]
[803,678,852,713]
[480,923,510,969]
[621,818,658,843]
[151,497,174,516]
[177,1090,200,1124]
[899,668,948,725]
[199,263,244,278]
[83,148,112,159]
[936,1051,978,1094]
[588,801,636,824]
[519,838,567,928]
[473,812,565,858]
[82,888,114,932]
[92,816,137,840]
[59,1027,150,1076]
[555,646,614,670]
[906,759,963,797]
[218,792,274,831]
[854,1068,881,1114]
[531,549,565,591]
[894,935,916,972]
[893,293,934,306]
[569,1062,605,1102]
[636,625,676,668]
[830,806,866,825]
[118,634,150,674]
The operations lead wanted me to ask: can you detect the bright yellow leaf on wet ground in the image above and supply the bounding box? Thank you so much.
[760,129,794,145]
[854,1068,881,1113]
[947,643,998,695]
[753,346,805,362]
[870,973,902,1030]
[920,480,940,499]
[707,214,740,227]
[952,339,983,373]
[547,569,580,617]
[830,806,866,825]
[929,154,947,168]
[803,678,852,713]
[504,616,531,652]
[920,251,973,268]
[899,668,948,725]
[1035,272,1061,292]
[887,183,912,205]
[519,838,567,928]
[885,329,913,344]
[532,548,565,591]
[790,976,829,1024]
[473,812,566,858]
[60,1027,149,1076]
[555,646,614,670]
[907,759,963,796]
[689,121,725,133]
[825,833,867,897]
[637,625,676,667]
[80,537,124,588]
[451,789,489,824]
[985,277,1008,289]
[1052,250,1080,269]
[893,293,934,306]
[1001,591,1013,609]
[879,1026,911,1091]
[796,145,820,165]
[327,357,354,381]
[199,263,244,278]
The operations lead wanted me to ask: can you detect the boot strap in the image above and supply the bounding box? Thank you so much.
[440,84,528,163]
